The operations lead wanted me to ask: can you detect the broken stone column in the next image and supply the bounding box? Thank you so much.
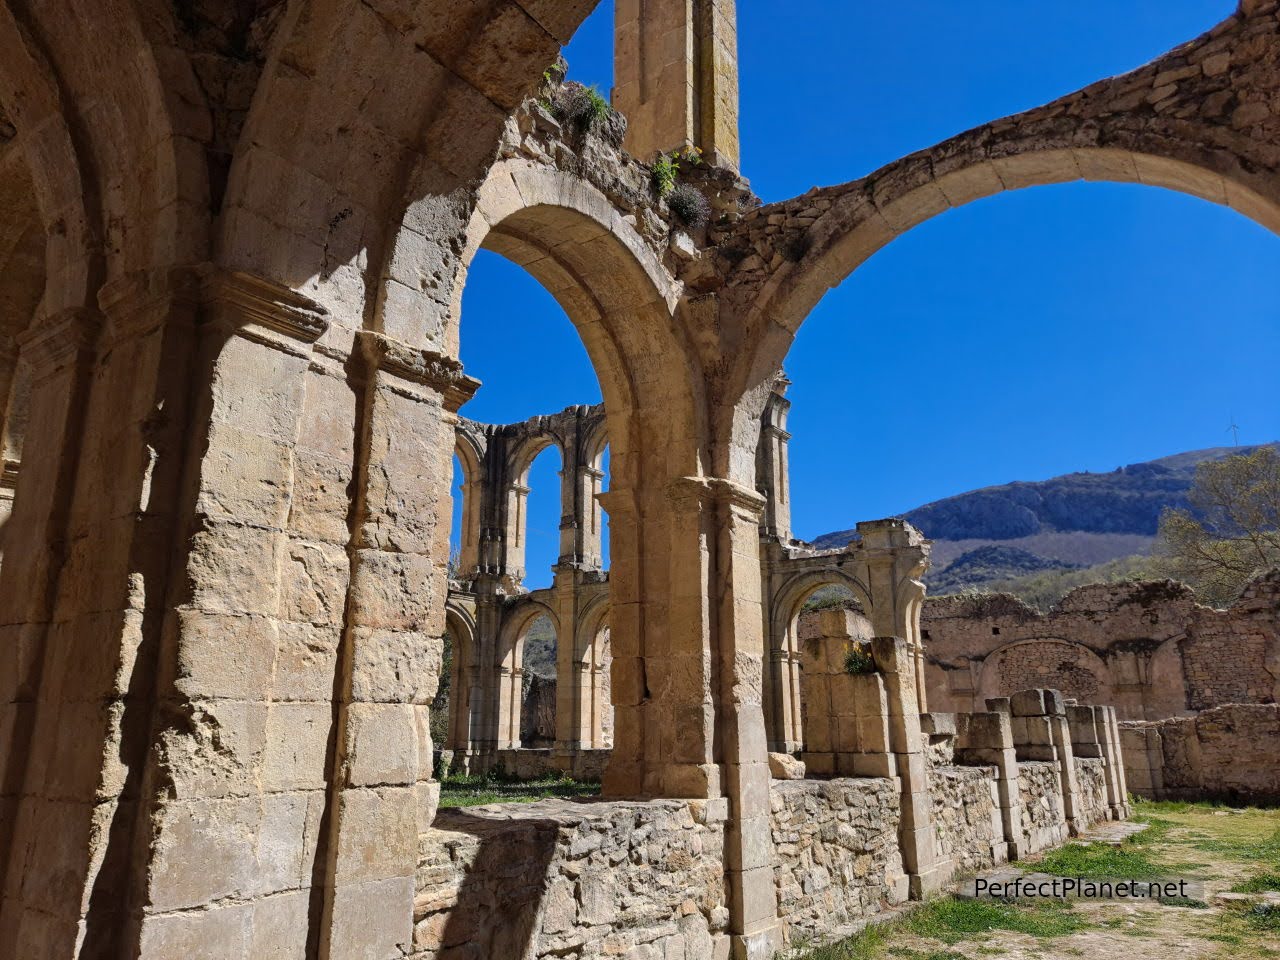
[1010,689,1084,836]
[1068,703,1128,821]
[798,607,879,775]
[956,709,1024,861]
[613,0,741,169]
[1101,706,1132,817]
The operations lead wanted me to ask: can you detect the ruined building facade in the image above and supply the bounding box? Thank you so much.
[1,0,1278,956]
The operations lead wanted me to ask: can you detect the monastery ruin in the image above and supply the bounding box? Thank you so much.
[0,0,1278,957]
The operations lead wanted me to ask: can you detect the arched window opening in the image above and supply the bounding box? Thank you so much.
[779,183,1280,612]
[520,445,563,590]
[519,614,557,749]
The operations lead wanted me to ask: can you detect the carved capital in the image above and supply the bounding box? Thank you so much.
[204,270,329,353]
[354,331,480,411]
[15,308,99,384]
[667,475,767,520]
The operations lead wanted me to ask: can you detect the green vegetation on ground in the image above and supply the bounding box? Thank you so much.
[796,800,1280,960]
[436,771,600,809]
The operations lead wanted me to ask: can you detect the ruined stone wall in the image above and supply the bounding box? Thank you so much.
[769,778,907,946]
[1121,703,1280,804]
[414,798,730,959]
[1018,761,1068,854]
[929,765,1002,876]
[919,573,1280,720]
[1073,758,1109,830]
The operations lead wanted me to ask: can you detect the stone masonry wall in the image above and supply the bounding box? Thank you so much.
[919,573,1280,721]
[929,765,1002,877]
[1073,758,1109,830]
[1018,761,1068,854]
[1121,703,1280,804]
[414,798,729,959]
[769,778,907,947]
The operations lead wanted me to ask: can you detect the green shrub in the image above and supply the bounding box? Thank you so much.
[651,153,678,196]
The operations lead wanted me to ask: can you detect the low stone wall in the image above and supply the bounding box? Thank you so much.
[1018,761,1067,853]
[770,778,907,946]
[492,747,611,782]
[1121,703,1280,804]
[930,764,1002,876]
[1074,757,1109,829]
[415,798,729,959]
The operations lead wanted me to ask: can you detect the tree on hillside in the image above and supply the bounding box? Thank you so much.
[1157,446,1280,607]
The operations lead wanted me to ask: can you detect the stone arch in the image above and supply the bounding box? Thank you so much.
[727,7,1280,427]
[580,418,610,571]
[496,598,560,750]
[1146,634,1192,719]
[977,637,1113,706]
[450,159,709,795]
[575,594,613,750]
[453,428,485,575]
[219,2,599,329]
[506,433,564,586]
[766,570,873,752]
[442,599,478,756]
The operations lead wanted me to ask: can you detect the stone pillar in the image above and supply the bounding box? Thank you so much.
[1067,704,1124,820]
[551,567,589,762]
[798,607,884,776]
[873,635,945,897]
[859,519,929,714]
[1101,706,1131,817]
[755,380,791,543]
[313,331,477,959]
[1010,689,1083,836]
[0,308,99,953]
[710,479,781,960]
[613,0,741,169]
[956,710,1025,861]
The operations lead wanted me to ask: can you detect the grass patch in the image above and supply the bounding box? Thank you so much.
[437,773,600,809]
[794,897,1084,958]
[1233,872,1280,893]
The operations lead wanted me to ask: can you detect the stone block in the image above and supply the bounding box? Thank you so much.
[350,628,441,704]
[247,890,310,960]
[1010,689,1048,717]
[345,702,418,787]
[767,752,806,779]
[262,702,331,791]
[328,876,414,960]
[332,786,417,885]
[920,712,956,737]
[138,901,252,958]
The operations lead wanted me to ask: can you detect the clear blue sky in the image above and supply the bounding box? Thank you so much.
[456,0,1280,585]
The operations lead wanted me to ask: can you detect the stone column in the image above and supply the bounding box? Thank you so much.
[755,382,791,544]
[313,331,477,959]
[613,0,741,169]
[1101,706,1131,817]
[1067,704,1120,820]
[708,478,781,960]
[873,635,946,897]
[956,709,1025,861]
[0,308,98,953]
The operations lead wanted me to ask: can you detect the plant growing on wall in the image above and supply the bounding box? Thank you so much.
[649,146,704,197]
[667,182,711,227]
[844,642,876,675]
[555,82,613,134]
